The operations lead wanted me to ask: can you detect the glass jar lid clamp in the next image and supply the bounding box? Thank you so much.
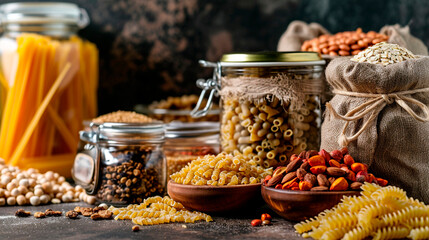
[190,60,221,118]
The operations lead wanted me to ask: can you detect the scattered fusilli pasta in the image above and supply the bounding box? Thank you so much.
[294,182,429,240]
[109,196,212,226]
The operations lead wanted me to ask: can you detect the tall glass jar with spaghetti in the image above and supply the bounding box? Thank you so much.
[192,52,325,168]
[0,2,98,176]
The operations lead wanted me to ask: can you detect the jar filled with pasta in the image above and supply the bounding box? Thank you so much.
[0,2,98,176]
[72,121,166,205]
[165,121,220,176]
[192,52,325,168]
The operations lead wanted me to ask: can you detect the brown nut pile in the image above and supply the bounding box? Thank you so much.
[97,147,164,204]
[15,208,62,218]
[74,205,112,220]
[262,148,388,191]
[301,28,389,56]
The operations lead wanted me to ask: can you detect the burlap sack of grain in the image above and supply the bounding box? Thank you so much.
[320,56,429,203]
[277,20,330,51]
[277,22,428,56]
[381,24,428,56]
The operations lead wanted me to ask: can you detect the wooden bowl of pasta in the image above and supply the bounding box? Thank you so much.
[167,180,263,214]
[261,185,360,221]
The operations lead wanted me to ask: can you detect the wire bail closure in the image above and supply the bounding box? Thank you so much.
[190,60,221,118]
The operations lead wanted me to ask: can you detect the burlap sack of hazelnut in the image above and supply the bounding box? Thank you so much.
[277,21,428,56]
[321,42,429,203]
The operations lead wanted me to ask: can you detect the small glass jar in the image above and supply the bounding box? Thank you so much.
[192,52,325,168]
[165,121,220,176]
[72,122,166,205]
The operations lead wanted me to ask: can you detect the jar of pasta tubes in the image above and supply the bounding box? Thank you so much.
[72,113,166,205]
[165,121,220,176]
[0,2,98,177]
[192,52,325,168]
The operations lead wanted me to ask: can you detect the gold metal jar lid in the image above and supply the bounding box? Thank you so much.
[220,51,325,67]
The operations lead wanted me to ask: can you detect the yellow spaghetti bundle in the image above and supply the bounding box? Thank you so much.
[0,33,98,176]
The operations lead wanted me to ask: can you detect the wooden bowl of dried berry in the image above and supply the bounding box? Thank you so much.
[261,185,360,221]
[260,148,387,221]
[168,180,263,214]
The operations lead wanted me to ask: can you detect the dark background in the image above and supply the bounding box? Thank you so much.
[2,0,429,114]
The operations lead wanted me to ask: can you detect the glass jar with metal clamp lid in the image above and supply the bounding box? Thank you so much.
[72,122,166,205]
[192,52,326,168]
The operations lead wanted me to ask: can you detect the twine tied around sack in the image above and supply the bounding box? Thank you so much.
[326,88,429,147]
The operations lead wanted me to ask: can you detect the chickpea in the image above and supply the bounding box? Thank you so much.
[40,194,50,204]
[7,196,16,205]
[30,196,40,206]
[16,195,26,206]
[28,179,36,188]
[17,185,28,195]
[34,188,44,197]
[10,179,18,186]
[44,171,54,181]
[10,188,21,197]
[25,192,34,200]
[98,203,108,210]
[56,193,63,199]
[61,194,72,203]
[41,182,53,193]
[53,173,59,180]
[19,179,29,187]
[52,185,59,194]
[0,188,4,197]
[79,192,85,201]
[6,182,17,191]
[0,198,5,206]
[16,173,25,180]
[1,175,11,185]
[58,176,65,184]
[86,196,97,205]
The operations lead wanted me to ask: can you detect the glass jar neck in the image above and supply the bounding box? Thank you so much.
[1,23,79,39]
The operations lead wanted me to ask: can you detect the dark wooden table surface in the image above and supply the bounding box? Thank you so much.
[0,202,304,240]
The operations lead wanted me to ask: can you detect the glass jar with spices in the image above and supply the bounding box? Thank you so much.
[0,2,98,176]
[72,120,166,205]
[165,121,220,176]
[192,52,325,168]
